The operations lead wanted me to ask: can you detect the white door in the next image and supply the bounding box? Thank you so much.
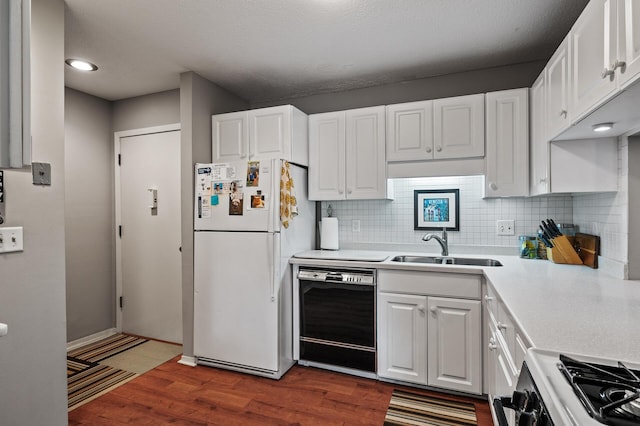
[193,231,279,372]
[427,297,481,394]
[212,111,248,162]
[308,111,346,200]
[377,292,427,384]
[386,100,434,161]
[546,36,570,140]
[249,106,290,161]
[530,73,550,196]
[118,129,182,343]
[345,106,386,199]
[433,94,485,159]
[619,0,640,88]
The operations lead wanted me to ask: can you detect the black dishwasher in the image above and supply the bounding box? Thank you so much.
[297,267,376,373]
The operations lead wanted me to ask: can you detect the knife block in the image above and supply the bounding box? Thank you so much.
[546,235,583,265]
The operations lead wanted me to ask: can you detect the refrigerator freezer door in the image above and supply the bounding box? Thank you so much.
[194,159,279,232]
[194,231,280,372]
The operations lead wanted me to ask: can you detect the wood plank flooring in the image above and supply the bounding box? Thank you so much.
[69,357,494,425]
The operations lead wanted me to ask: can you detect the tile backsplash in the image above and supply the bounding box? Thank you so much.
[321,175,573,251]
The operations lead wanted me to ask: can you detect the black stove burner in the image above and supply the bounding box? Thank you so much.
[559,354,640,426]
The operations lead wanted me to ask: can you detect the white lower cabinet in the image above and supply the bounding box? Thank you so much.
[427,297,481,394]
[377,270,482,395]
[377,293,427,384]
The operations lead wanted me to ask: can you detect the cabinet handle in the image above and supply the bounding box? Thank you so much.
[488,337,497,351]
[347,188,353,194]
[601,67,615,79]
[489,182,498,191]
[418,305,425,314]
[338,189,344,194]
[612,60,626,71]
[484,295,494,302]
[426,146,432,153]
[430,306,437,313]
[539,177,547,183]
[436,146,442,152]
[559,110,567,118]
[497,322,508,331]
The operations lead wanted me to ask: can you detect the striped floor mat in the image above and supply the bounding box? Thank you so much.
[67,334,146,410]
[384,390,478,426]
[68,333,147,363]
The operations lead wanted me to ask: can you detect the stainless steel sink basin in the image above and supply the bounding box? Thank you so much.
[391,255,502,267]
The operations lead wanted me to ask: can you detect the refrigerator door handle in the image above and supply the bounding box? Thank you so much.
[269,234,276,301]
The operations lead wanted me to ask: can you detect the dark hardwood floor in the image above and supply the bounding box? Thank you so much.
[69,356,493,425]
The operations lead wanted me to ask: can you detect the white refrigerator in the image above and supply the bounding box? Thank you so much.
[193,158,315,379]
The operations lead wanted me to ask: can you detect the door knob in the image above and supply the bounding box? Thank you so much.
[430,306,438,313]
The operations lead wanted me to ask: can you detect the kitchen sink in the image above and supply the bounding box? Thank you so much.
[391,255,502,267]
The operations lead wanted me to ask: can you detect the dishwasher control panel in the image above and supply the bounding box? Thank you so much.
[297,267,375,285]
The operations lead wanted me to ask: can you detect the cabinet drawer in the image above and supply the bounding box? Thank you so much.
[378,269,481,299]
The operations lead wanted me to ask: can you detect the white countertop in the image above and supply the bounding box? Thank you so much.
[291,250,640,363]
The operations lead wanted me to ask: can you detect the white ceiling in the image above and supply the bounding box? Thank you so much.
[64,0,589,103]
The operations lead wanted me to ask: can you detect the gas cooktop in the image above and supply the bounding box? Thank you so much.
[559,354,640,425]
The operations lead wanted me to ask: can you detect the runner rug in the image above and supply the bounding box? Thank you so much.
[384,389,478,426]
[67,334,147,410]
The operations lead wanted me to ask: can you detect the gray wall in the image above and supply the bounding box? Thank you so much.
[179,71,248,358]
[252,61,545,113]
[0,0,68,424]
[113,89,180,132]
[65,88,114,341]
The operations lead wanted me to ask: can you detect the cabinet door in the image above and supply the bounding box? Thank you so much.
[377,292,427,384]
[386,101,434,161]
[485,89,529,197]
[570,0,618,121]
[345,106,387,199]
[248,106,291,161]
[619,0,640,88]
[427,297,481,394]
[433,94,484,159]
[530,73,550,196]
[212,111,248,162]
[308,112,346,200]
[488,330,517,425]
[546,36,571,140]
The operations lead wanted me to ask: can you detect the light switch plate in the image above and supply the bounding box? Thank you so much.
[0,227,24,253]
[32,162,51,185]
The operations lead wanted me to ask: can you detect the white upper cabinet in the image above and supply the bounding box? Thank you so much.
[618,0,640,88]
[530,73,550,196]
[308,111,346,200]
[386,100,434,161]
[309,106,388,201]
[570,0,619,122]
[212,105,308,165]
[212,111,249,162]
[546,36,571,140]
[433,94,485,159]
[485,89,529,197]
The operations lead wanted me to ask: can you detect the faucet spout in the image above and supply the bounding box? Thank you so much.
[422,227,449,256]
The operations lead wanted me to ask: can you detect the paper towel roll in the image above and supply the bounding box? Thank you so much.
[320,217,339,250]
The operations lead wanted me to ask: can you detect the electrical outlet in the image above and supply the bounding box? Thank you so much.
[496,220,515,236]
[352,219,361,232]
[0,227,24,253]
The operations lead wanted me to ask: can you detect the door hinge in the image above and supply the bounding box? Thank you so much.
[118,154,121,166]
[119,296,123,309]
[118,225,122,238]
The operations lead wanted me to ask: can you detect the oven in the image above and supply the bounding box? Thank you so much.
[294,266,376,374]
[494,348,640,426]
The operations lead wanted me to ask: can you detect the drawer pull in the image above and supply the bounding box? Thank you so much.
[488,337,497,351]
[497,322,508,331]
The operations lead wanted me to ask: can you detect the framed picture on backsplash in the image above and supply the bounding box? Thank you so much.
[414,189,459,231]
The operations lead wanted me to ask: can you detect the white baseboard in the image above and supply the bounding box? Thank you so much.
[178,355,197,367]
[67,328,118,351]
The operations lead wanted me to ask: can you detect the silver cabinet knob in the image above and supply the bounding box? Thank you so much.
[484,295,494,302]
[560,110,567,118]
[436,146,442,152]
[489,182,498,191]
[612,59,626,71]
[602,67,615,79]
[497,322,508,331]
[488,337,497,351]
[426,146,432,153]
[430,306,437,313]
[418,305,425,314]
[338,189,344,194]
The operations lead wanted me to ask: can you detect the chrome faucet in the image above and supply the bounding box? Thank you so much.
[422,228,448,256]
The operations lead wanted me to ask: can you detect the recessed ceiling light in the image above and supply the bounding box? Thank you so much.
[592,122,613,132]
[65,59,98,71]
